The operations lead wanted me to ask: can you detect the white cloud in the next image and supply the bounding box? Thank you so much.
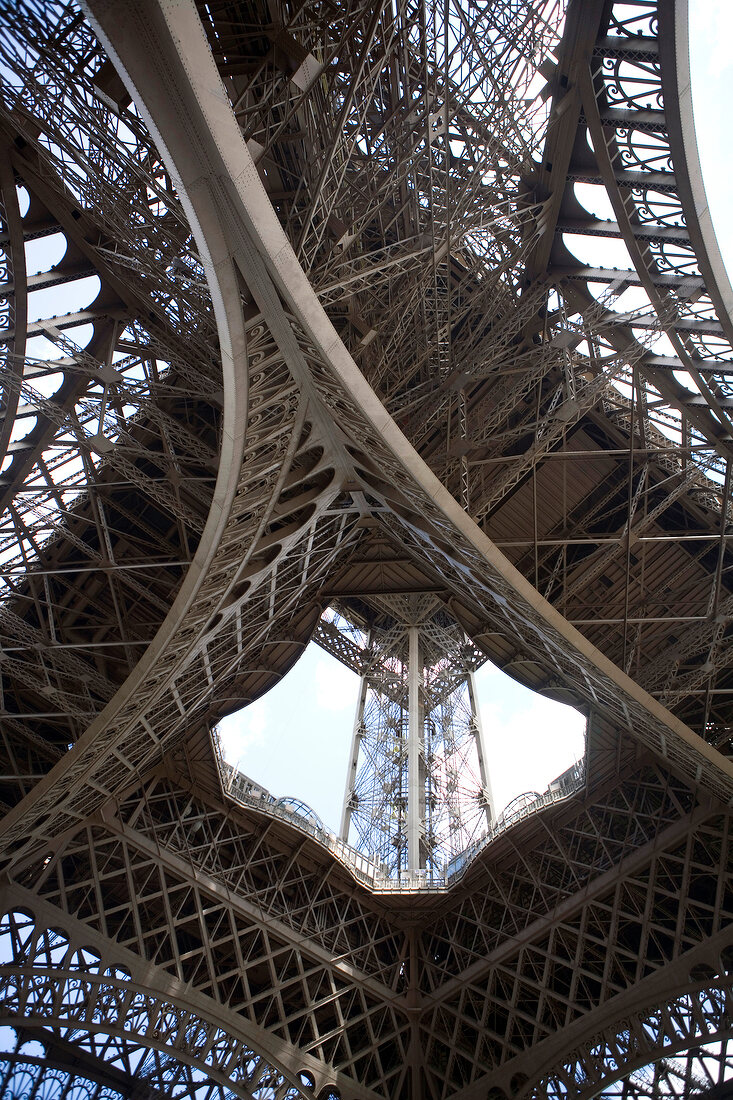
[691,0,733,82]
[217,646,586,832]
[485,697,586,814]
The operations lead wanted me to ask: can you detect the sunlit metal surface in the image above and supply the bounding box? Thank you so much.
[0,0,731,1097]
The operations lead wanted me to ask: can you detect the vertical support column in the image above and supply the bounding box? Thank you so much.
[459,388,469,511]
[340,669,369,842]
[407,625,424,872]
[335,607,492,875]
[406,926,422,1100]
[466,669,495,830]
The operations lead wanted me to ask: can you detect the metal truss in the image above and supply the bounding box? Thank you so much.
[0,751,731,1099]
[316,600,493,878]
[534,979,733,1098]
[0,906,311,1100]
[0,0,731,1097]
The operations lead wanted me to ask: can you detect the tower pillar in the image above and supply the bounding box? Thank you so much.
[333,602,492,878]
[407,624,424,873]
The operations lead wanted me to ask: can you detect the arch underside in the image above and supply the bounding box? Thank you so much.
[0,0,731,1097]
[0,748,731,1099]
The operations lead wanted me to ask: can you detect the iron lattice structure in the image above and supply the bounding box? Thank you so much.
[0,0,731,1098]
[317,600,494,878]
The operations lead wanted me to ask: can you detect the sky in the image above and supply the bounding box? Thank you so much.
[0,5,728,1093]
[219,4,731,835]
[688,1,733,282]
[11,2,729,841]
[217,645,587,835]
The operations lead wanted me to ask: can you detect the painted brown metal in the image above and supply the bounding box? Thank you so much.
[0,0,731,1096]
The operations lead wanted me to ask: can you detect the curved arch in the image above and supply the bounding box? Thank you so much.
[81,0,732,816]
[659,0,733,345]
[0,3,336,868]
[0,6,245,857]
[576,5,733,471]
[0,906,311,1100]
[532,974,733,1099]
[1,3,732,1097]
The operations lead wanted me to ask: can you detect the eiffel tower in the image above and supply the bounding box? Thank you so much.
[0,0,732,1097]
[311,597,497,881]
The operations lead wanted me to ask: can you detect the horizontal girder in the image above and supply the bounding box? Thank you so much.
[0,0,732,1097]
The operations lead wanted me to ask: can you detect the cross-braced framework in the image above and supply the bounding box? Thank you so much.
[0,0,732,1097]
[317,600,493,878]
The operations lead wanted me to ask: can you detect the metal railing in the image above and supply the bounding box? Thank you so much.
[213,733,585,893]
[444,761,585,884]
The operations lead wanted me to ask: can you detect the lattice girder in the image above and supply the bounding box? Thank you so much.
[327,598,493,877]
[533,976,733,1098]
[3,752,732,1099]
[0,900,316,1100]
[0,0,727,852]
[0,0,733,1098]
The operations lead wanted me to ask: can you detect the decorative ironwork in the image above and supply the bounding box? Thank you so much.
[0,0,731,1096]
[317,600,493,878]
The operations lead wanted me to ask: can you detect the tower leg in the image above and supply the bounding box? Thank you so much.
[340,669,369,842]
[408,625,425,873]
[467,668,496,830]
